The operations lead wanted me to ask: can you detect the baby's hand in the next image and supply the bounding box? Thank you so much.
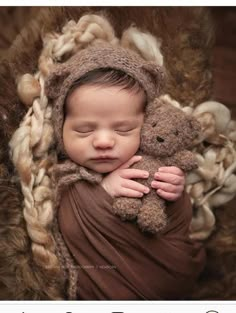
[101,156,150,198]
[151,166,185,201]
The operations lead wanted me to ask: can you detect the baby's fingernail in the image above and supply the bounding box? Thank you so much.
[143,172,149,178]
[152,181,159,188]
[144,188,150,194]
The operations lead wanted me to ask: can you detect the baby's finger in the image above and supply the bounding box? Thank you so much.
[158,166,184,176]
[156,189,180,201]
[154,172,185,185]
[151,181,183,193]
[119,188,144,198]
[122,179,150,194]
[119,155,142,169]
[121,168,149,179]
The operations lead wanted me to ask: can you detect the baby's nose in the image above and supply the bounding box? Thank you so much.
[93,132,115,149]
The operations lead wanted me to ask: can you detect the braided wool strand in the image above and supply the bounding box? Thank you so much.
[9,75,59,270]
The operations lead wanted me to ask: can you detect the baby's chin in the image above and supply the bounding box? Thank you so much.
[88,161,121,174]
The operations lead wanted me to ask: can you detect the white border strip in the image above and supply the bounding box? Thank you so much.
[1,301,236,313]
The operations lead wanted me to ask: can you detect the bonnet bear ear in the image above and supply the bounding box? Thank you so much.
[45,67,70,100]
[121,25,163,66]
[141,62,165,96]
[120,25,165,97]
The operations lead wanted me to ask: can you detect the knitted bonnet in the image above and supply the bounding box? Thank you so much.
[45,43,165,153]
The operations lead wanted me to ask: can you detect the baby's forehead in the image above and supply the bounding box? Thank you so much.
[65,83,146,111]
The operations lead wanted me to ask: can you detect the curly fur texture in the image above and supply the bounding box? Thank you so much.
[190,198,236,300]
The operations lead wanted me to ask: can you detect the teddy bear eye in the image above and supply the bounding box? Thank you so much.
[152,122,157,127]
[174,129,179,136]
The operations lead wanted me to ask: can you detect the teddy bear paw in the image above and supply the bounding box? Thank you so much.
[137,206,167,234]
[113,198,141,220]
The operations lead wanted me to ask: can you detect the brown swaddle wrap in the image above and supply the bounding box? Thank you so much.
[58,180,205,300]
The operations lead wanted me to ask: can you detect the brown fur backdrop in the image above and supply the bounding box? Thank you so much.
[0,7,39,60]
[0,7,235,300]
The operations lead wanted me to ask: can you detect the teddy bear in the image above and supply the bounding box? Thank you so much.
[113,98,201,234]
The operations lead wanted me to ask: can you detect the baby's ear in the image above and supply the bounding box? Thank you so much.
[45,67,70,99]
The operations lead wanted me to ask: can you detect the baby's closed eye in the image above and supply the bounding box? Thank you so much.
[75,128,94,133]
[115,127,139,136]
[115,127,134,132]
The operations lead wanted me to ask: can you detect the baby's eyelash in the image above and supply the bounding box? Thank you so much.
[115,128,133,133]
[75,129,93,133]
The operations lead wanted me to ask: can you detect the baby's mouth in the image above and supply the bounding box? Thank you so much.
[92,156,117,161]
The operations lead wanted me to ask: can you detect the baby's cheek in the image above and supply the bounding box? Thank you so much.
[130,135,141,152]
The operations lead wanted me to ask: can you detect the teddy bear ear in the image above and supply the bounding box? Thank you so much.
[188,115,202,139]
[45,67,70,100]
[145,97,167,116]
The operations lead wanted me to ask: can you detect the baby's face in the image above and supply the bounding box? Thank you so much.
[63,85,145,173]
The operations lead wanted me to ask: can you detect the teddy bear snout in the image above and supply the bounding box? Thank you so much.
[156,136,165,143]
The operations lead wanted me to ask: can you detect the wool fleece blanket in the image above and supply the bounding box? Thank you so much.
[58,181,205,300]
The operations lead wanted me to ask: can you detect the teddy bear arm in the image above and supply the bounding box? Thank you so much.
[137,190,168,234]
[165,150,198,172]
[113,197,142,220]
